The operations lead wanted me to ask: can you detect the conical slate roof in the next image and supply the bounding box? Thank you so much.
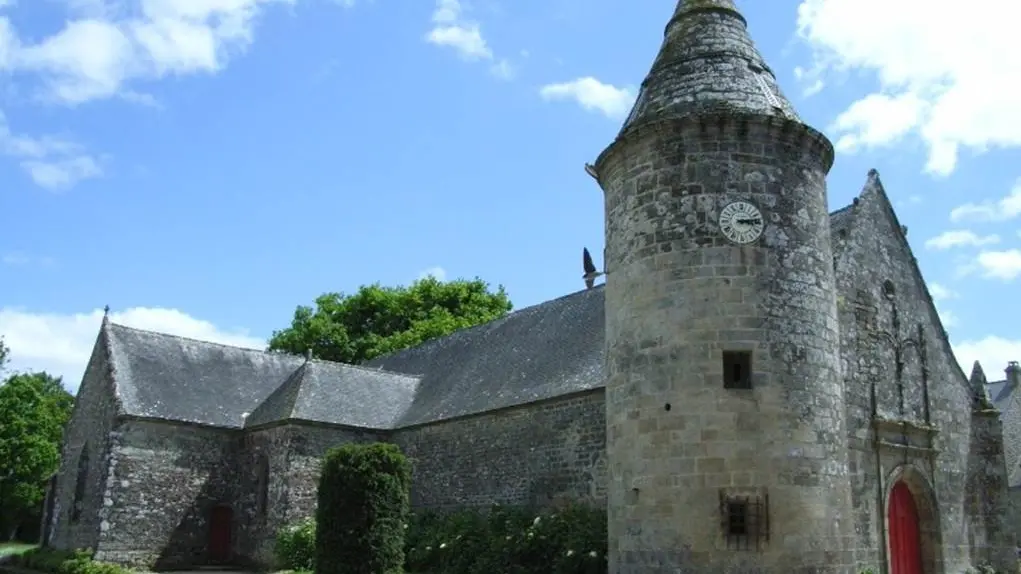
[617,0,800,137]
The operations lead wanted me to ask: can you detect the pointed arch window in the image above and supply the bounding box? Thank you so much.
[256,454,270,517]
[71,444,89,522]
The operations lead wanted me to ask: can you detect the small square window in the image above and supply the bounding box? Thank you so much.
[720,490,769,551]
[726,500,748,536]
[723,351,752,389]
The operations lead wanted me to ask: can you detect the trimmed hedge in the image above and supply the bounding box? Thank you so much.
[7,548,129,574]
[315,442,411,574]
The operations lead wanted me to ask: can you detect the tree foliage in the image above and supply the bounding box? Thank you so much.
[268,276,513,364]
[0,336,9,372]
[0,371,74,540]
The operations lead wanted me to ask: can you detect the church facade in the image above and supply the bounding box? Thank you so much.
[44,1,1015,573]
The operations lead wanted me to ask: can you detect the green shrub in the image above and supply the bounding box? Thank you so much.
[275,517,316,571]
[315,442,412,574]
[9,547,132,574]
[404,503,607,574]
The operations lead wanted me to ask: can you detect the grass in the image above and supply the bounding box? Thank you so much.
[0,544,36,558]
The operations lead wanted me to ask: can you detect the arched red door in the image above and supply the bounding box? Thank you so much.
[208,505,233,563]
[888,481,923,574]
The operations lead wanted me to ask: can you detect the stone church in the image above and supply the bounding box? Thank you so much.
[43,1,1015,572]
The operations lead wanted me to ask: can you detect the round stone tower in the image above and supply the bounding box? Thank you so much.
[593,1,855,572]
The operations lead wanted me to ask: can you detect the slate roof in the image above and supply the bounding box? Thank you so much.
[616,0,801,139]
[106,324,308,428]
[243,361,418,429]
[362,285,604,427]
[93,206,855,431]
[987,377,1013,406]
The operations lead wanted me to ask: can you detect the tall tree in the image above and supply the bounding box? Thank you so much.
[0,337,9,372]
[269,276,513,364]
[0,371,74,541]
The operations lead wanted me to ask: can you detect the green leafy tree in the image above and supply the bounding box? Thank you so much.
[0,371,74,541]
[268,276,513,364]
[0,337,9,372]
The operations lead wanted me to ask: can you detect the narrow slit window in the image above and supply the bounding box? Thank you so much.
[71,444,89,522]
[256,454,270,518]
[723,351,753,389]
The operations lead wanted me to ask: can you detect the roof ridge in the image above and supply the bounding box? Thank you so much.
[244,363,309,427]
[107,321,276,355]
[364,285,605,367]
[309,358,421,381]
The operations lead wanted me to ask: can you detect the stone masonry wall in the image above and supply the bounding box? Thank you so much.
[392,390,606,511]
[968,410,1013,568]
[240,423,383,566]
[597,114,855,573]
[234,426,289,567]
[49,330,120,553]
[832,173,1014,573]
[93,419,238,570]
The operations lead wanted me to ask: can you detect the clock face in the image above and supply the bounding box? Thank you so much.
[719,201,764,244]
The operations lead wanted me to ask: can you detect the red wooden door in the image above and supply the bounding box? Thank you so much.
[888,481,923,574]
[208,505,233,563]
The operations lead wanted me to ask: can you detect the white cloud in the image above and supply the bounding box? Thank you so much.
[949,180,1021,223]
[928,283,956,302]
[489,58,514,80]
[2,0,297,106]
[0,110,103,189]
[939,309,959,329]
[425,0,492,62]
[924,230,1000,250]
[417,266,447,281]
[954,336,1021,380]
[1,252,55,267]
[538,77,636,119]
[0,306,264,392]
[795,0,1021,176]
[828,92,926,154]
[0,0,329,189]
[976,250,1021,281]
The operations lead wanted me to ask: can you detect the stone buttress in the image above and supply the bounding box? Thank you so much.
[592,1,856,572]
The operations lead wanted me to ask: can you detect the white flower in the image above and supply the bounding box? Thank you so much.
[425,546,432,551]
[533,516,541,526]
[588,551,597,558]
[505,535,512,541]
[566,550,575,557]
[439,543,447,549]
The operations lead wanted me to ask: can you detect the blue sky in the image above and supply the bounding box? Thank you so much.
[1,0,1019,390]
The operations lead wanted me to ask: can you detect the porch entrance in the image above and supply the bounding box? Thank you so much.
[888,481,923,574]
[208,505,233,564]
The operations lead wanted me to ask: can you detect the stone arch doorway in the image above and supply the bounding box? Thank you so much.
[885,465,943,574]
[207,504,233,564]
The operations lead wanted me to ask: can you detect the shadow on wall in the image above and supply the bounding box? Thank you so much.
[152,475,236,571]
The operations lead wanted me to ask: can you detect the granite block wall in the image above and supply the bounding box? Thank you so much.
[91,419,238,570]
[831,173,1014,573]
[48,330,120,554]
[393,390,606,511]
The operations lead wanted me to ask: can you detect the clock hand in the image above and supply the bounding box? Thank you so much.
[736,218,761,225]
